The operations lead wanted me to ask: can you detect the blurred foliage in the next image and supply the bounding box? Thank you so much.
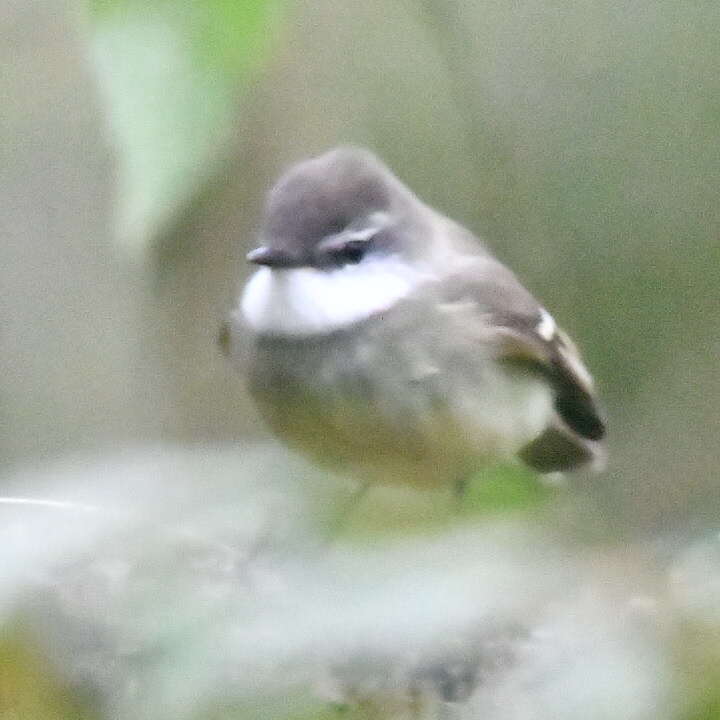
[86,0,283,254]
[341,465,554,543]
[464,464,556,515]
[197,696,339,720]
[675,621,720,720]
[0,625,96,720]
[340,464,559,540]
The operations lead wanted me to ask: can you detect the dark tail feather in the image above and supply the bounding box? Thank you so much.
[519,425,605,473]
[551,370,606,441]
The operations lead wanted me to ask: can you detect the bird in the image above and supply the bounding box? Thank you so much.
[222,147,605,493]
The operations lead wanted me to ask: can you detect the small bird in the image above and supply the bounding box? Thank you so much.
[224,147,605,491]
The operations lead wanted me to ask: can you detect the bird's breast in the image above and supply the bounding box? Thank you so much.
[247,301,554,488]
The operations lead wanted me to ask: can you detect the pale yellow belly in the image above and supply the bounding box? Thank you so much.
[251,361,552,489]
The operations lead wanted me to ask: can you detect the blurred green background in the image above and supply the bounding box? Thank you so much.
[2,0,720,717]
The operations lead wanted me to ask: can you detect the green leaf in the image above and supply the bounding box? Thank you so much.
[463,464,555,515]
[86,0,282,256]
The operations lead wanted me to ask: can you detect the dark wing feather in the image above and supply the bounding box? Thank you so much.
[440,255,605,471]
[486,316,606,442]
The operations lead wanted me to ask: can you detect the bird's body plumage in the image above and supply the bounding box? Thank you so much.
[244,276,555,487]
[226,147,605,486]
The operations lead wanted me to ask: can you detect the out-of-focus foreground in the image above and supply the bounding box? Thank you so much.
[2,1,720,718]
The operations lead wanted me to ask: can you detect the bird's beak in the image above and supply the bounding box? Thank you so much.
[246,246,304,268]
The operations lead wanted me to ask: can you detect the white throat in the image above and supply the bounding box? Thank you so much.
[240,256,428,337]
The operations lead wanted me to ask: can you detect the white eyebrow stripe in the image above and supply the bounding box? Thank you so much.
[345,226,379,242]
[536,309,556,342]
[344,212,392,242]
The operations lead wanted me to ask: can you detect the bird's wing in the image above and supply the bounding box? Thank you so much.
[439,256,606,471]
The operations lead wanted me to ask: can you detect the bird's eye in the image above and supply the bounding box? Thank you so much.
[338,239,368,264]
[317,224,382,267]
[322,238,371,266]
